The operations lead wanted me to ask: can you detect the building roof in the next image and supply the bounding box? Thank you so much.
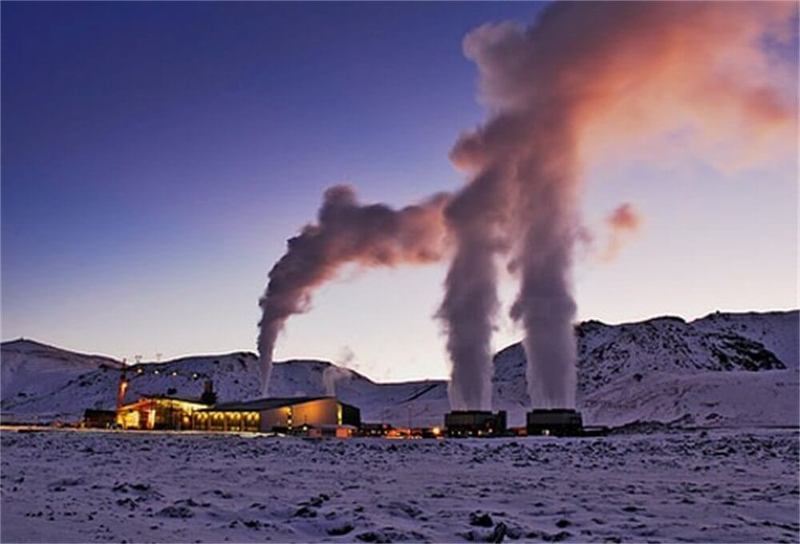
[203,396,346,412]
[119,395,211,410]
[147,395,209,404]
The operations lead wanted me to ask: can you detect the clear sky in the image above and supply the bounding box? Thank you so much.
[2,2,797,382]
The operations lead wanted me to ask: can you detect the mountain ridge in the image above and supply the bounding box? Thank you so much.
[1,309,797,428]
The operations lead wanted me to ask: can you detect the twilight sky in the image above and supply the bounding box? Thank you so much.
[2,2,797,382]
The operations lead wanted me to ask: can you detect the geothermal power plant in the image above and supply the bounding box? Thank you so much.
[253,2,621,428]
[88,365,593,438]
[251,2,784,431]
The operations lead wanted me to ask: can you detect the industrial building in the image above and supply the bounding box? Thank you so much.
[82,409,117,429]
[526,409,584,436]
[112,367,360,435]
[192,396,361,434]
[360,422,394,437]
[116,396,210,430]
[114,373,215,430]
[444,410,507,437]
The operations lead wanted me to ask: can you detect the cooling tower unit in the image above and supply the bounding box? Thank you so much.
[526,409,584,437]
[444,410,507,437]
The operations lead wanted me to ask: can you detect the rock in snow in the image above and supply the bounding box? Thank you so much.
[1,310,797,428]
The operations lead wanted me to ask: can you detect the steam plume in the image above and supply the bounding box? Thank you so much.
[258,3,796,409]
[437,167,512,410]
[600,203,643,262]
[257,185,449,394]
[441,2,796,409]
[323,347,358,396]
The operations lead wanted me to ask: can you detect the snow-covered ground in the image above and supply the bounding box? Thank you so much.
[1,428,797,543]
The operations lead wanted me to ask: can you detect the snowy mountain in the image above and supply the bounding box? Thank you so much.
[0,339,122,411]
[1,310,797,428]
[493,311,798,427]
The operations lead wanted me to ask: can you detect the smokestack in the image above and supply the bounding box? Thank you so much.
[257,186,450,395]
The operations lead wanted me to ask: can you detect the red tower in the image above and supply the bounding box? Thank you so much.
[116,363,129,411]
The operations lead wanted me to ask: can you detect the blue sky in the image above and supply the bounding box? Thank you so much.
[2,2,796,381]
